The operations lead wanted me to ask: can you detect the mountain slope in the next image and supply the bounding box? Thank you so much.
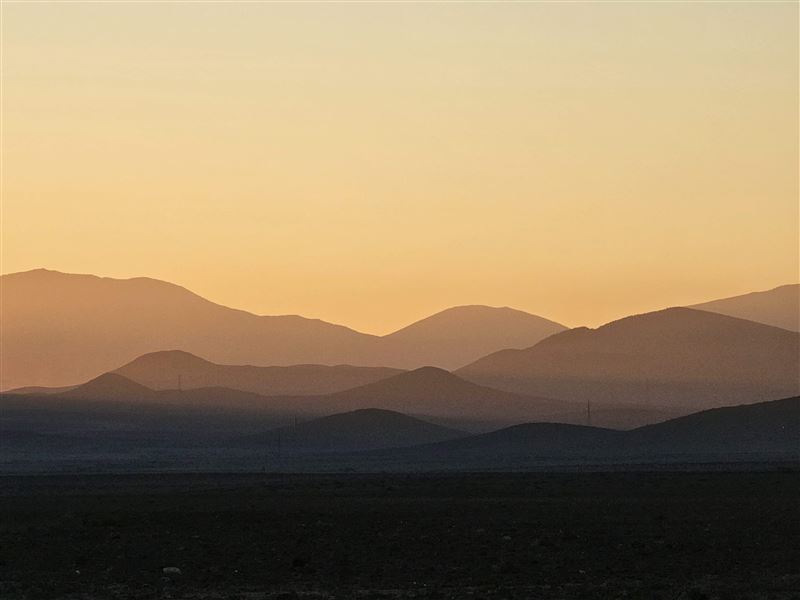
[113,350,403,396]
[1,269,565,389]
[233,408,465,453]
[407,422,622,458]
[61,373,156,401]
[458,308,800,411]
[690,284,800,331]
[0,374,299,437]
[4,385,77,395]
[1,269,377,390]
[294,367,575,430]
[383,305,566,369]
[373,395,799,468]
[627,395,800,455]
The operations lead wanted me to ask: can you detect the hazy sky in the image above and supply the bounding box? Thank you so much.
[3,2,798,334]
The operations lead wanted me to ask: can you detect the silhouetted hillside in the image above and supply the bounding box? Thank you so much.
[299,367,574,430]
[411,422,621,458]
[1,269,377,390]
[4,385,77,395]
[458,308,800,411]
[2,269,565,389]
[0,376,297,437]
[382,305,566,369]
[627,396,800,455]
[113,350,403,396]
[690,284,800,331]
[61,373,155,401]
[374,395,799,468]
[233,409,465,453]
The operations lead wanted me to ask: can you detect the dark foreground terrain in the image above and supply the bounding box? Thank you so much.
[1,471,798,600]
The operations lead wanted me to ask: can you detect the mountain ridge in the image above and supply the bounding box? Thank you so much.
[112,350,405,396]
[689,283,799,331]
[232,408,466,453]
[458,307,800,411]
[1,269,567,389]
[363,395,800,467]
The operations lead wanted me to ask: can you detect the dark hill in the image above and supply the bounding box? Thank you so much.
[458,307,800,411]
[2,269,566,389]
[233,408,465,453]
[60,373,155,401]
[297,367,574,430]
[382,305,566,369]
[370,395,800,469]
[690,284,799,331]
[113,350,403,396]
[627,396,800,455]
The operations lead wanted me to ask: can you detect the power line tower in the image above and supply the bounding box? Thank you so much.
[586,399,592,427]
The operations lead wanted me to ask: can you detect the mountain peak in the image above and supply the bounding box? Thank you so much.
[389,304,566,337]
[458,305,800,411]
[63,373,153,400]
[118,350,214,371]
[689,283,800,331]
[382,304,567,370]
[377,366,464,390]
[233,407,464,453]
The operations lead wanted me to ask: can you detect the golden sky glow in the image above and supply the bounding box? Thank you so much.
[2,2,798,334]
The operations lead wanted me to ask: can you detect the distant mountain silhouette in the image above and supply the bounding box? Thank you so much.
[382,306,566,370]
[408,422,622,459]
[4,385,77,395]
[4,373,796,467]
[625,396,800,455]
[1,269,565,389]
[1,269,375,390]
[232,408,465,453]
[690,284,799,331]
[1,366,575,437]
[113,350,403,396]
[295,367,574,430]
[458,308,800,412]
[62,373,155,401]
[1,374,298,436]
[376,396,799,467]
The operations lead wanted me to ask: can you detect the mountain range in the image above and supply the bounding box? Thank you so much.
[3,378,796,469]
[3,269,798,431]
[357,396,800,469]
[1,269,567,389]
[232,408,466,453]
[1,367,577,434]
[690,284,799,331]
[457,307,800,411]
[112,350,404,396]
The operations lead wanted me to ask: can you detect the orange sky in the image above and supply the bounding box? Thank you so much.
[2,2,798,334]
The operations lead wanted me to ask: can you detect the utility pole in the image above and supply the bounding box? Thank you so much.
[587,399,591,427]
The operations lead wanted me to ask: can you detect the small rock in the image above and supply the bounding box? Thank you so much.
[162,567,182,576]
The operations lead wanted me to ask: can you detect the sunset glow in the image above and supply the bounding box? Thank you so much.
[3,2,797,333]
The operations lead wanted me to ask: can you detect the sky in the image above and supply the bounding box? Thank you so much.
[2,2,798,334]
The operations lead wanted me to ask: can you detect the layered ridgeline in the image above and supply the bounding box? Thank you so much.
[458,308,800,412]
[3,372,796,466]
[367,396,800,468]
[232,409,466,453]
[689,284,799,332]
[1,269,567,389]
[0,373,298,438]
[112,350,404,396]
[1,367,576,435]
